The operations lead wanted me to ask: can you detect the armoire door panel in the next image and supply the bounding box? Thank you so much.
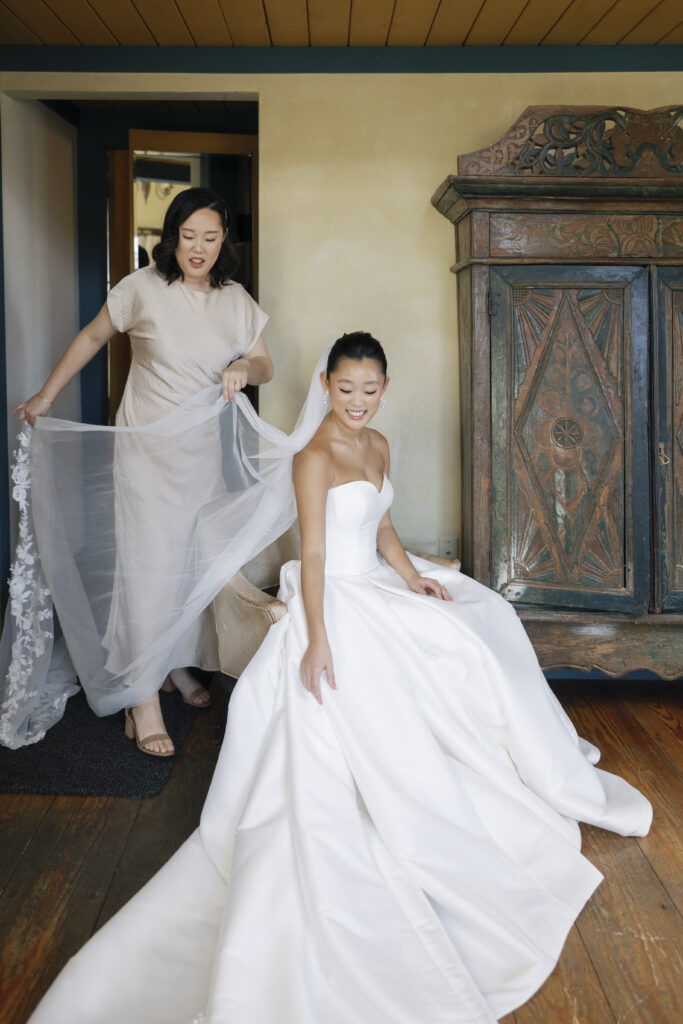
[490,265,649,612]
[654,266,683,611]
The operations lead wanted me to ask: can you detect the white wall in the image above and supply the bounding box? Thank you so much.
[1,96,79,540]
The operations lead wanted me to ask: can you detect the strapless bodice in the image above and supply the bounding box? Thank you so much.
[324,476,393,576]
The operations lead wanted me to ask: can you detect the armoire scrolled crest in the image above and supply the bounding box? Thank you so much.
[432,106,683,679]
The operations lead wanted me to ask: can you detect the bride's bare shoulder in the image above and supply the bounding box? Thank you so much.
[368,429,390,465]
[293,438,333,485]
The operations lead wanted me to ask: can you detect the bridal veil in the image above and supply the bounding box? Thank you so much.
[0,351,329,748]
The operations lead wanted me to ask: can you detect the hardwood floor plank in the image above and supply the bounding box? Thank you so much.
[94,680,228,929]
[636,827,683,921]
[552,683,683,1021]
[0,792,54,896]
[555,683,683,916]
[617,684,683,774]
[577,824,682,1023]
[555,683,681,814]
[0,795,139,1023]
[513,925,615,1023]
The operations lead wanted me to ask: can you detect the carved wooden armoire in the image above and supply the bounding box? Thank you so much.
[433,106,683,679]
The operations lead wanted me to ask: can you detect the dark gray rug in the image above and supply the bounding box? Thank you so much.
[0,687,201,799]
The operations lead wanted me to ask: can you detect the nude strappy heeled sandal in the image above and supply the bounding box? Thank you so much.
[124,707,175,757]
[161,675,212,709]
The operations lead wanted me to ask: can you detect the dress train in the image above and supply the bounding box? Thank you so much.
[27,477,651,1024]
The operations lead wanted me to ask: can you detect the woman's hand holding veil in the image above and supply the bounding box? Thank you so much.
[13,393,53,428]
[222,358,250,402]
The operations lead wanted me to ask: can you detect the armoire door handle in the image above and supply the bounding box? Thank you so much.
[658,443,671,466]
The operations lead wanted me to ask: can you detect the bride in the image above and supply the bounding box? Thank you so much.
[27,332,652,1024]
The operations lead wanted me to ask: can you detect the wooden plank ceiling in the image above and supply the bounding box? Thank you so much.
[1,0,682,46]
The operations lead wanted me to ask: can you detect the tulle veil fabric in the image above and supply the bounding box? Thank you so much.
[0,350,330,749]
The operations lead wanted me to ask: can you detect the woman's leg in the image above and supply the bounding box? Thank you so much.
[127,691,175,755]
[166,668,211,707]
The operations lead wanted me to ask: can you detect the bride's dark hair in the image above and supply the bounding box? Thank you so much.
[326,332,387,377]
[152,187,240,288]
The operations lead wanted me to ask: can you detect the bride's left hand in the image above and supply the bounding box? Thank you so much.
[222,358,250,402]
[408,574,452,601]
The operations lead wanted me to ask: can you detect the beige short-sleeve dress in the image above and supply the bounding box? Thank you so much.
[107,266,269,426]
[104,267,270,678]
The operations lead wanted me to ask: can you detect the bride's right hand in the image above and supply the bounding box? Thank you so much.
[299,638,337,705]
[13,393,52,427]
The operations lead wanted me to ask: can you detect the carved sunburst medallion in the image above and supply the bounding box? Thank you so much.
[551,417,583,448]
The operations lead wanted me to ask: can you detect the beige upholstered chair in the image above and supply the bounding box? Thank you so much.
[213,524,301,679]
[214,527,460,678]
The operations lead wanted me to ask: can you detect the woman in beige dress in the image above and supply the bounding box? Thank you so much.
[14,187,273,756]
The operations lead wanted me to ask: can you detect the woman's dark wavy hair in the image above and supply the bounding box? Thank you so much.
[326,332,388,378]
[152,187,240,288]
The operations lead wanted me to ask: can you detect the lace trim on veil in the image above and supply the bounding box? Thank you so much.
[0,349,330,749]
[0,428,62,748]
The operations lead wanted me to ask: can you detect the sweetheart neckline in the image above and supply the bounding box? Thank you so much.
[328,474,388,496]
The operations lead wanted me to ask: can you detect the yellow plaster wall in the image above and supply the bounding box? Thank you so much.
[2,70,683,549]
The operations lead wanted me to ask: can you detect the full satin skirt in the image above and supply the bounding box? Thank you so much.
[28,557,652,1024]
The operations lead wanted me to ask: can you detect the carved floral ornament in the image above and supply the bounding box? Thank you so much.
[458,106,683,179]
[489,212,683,260]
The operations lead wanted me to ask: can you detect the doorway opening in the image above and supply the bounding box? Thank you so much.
[44,99,259,424]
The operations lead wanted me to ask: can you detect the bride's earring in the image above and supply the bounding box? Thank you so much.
[380,397,387,410]
[323,392,329,406]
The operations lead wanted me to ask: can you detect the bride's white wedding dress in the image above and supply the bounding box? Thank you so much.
[29,475,652,1024]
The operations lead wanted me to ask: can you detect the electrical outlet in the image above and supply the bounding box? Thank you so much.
[438,537,458,559]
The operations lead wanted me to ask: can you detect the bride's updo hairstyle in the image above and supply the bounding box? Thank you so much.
[152,187,240,288]
[326,332,388,378]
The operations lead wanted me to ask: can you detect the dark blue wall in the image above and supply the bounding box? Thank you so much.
[0,126,7,609]
[1,44,682,74]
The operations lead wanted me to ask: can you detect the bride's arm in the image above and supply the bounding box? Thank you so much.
[292,448,338,703]
[376,443,451,602]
